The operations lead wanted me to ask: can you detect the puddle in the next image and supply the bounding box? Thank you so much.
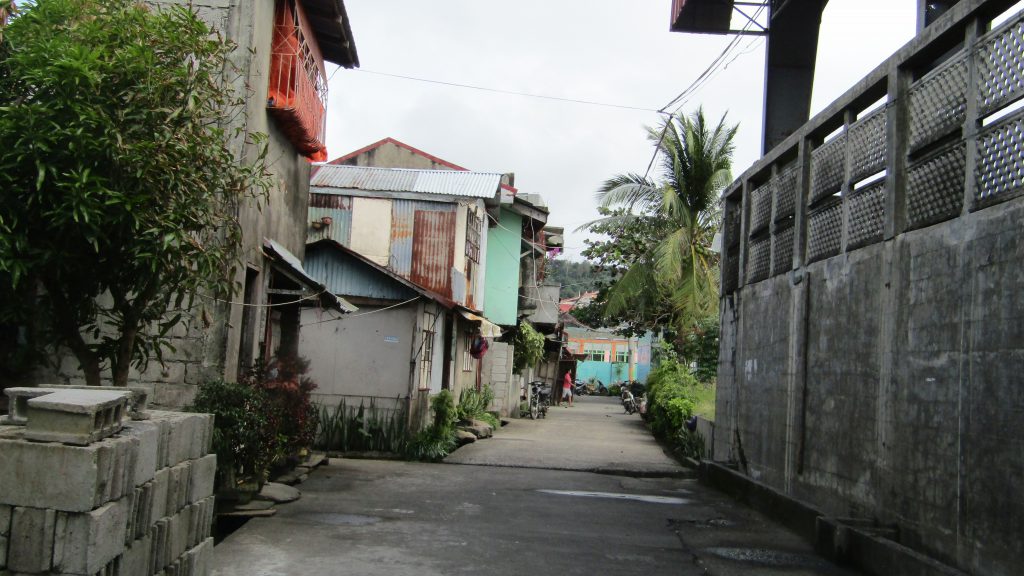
[301,513,382,526]
[538,490,688,505]
[703,547,826,567]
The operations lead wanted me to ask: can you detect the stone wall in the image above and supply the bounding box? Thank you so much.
[0,401,217,576]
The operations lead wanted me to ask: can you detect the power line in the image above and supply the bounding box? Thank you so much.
[347,69,664,114]
[643,5,768,181]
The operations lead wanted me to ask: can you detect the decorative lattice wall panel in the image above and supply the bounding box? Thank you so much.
[906,142,965,230]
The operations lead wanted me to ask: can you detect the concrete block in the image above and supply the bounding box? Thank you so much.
[121,534,152,576]
[165,461,192,517]
[149,411,202,468]
[194,414,214,459]
[1,387,60,425]
[190,538,214,576]
[50,385,150,421]
[151,519,169,574]
[120,420,161,486]
[0,435,139,512]
[53,495,131,575]
[25,389,132,445]
[151,468,170,523]
[169,506,192,564]
[0,504,9,569]
[7,507,55,573]
[188,455,217,505]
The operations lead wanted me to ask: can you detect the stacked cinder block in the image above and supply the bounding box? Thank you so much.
[0,388,217,576]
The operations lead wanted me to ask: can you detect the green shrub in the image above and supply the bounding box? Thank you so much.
[645,356,700,437]
[456,385,500,429]
[189,379,278,488]
[608,384,621,396]
[406,390,458,462]
[315,397,409,454]
[244,357,319,462]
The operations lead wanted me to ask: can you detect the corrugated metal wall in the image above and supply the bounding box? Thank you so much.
[411,211,455,297]
[389,200,455,277]
[304,246,418,301]
[308,194,353,245]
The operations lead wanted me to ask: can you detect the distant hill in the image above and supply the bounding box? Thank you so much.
[546,259,612,299]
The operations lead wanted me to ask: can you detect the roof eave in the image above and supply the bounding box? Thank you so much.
[304,0,360,68]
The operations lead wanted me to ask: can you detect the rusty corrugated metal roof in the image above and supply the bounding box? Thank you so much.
[311,164,503,198]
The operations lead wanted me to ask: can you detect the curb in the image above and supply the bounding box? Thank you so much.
[699,461,969,576]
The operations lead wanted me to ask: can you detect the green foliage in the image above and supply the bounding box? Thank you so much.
[456,385,500,429]
[406,390,458,462]
[242,357,319,460]
[608,384,621,397]
[315,398,409,454]
[545,258,612,299]
[0,0,272,386]
[190,357,321,488]
[189,380,278,488]
[645,356,700,437]
[579,108,736,340]
[678,316,719,383]
[512,320,545,374]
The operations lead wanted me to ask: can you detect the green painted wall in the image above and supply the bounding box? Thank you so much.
[483,208,523,326]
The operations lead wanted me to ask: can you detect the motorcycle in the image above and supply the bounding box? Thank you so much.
[573,379,589,396]
[527,380,550,420]
[621,387,638,414]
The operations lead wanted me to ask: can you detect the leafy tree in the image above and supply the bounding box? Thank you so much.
[0,0,271,386]
[581,108,736,336]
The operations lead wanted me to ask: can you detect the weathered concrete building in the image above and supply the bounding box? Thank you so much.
[317,139,566,417]
[34,0,359,406]
[709,1,1024,574]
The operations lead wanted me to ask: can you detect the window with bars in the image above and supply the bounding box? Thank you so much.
[419,310,436,390]
[462,334,474,371]
[615,350,630,364]
[466,210,481,262]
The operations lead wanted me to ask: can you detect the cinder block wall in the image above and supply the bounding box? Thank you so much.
[0,410,217,575]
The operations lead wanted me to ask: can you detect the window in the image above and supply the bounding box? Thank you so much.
[419,310,436,390]
[615,350,630,364]
[463,334,475,371]
[583,346,606,362]
[465,210,481,262]
[267,0,329,160]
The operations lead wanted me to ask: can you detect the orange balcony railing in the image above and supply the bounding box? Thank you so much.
[268,0,328,161]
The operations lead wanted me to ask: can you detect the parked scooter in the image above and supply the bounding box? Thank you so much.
[621,387,640,415]
[573,379,589,396]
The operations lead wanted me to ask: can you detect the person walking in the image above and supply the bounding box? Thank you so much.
[561,372,574,407]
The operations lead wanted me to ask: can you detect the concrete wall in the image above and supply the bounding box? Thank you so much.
[716,5,1024,573]
[0,410,216,576]
[300,304,418,407]
[718,197,1024,576]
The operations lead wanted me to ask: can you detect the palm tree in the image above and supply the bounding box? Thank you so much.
[586,108,737,332]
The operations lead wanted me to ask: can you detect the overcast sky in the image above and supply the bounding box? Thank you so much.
[323,0,917,260]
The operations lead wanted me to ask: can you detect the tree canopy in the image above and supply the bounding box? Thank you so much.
[0,0,271,386]
[579,108,736,341]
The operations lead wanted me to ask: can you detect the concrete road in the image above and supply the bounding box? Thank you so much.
[212,396,860,576]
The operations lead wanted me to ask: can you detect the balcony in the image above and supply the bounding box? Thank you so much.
[720,0,1024,293]
[268,0,329,161]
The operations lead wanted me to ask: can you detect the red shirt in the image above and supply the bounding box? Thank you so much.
[563,373,572,389]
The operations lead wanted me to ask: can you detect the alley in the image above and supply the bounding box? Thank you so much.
[212,397,860,576]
